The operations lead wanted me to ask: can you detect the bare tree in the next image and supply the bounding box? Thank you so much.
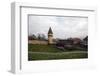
[37,33,46,40]
[32,34,37,40]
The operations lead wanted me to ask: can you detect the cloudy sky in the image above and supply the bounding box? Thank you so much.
[28,15,88,39]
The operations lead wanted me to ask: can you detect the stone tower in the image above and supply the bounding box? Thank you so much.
[48,27,53,44]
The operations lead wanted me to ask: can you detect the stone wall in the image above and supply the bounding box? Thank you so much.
[28,40,48,45]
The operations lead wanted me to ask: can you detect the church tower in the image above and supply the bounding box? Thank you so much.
[48,27,53,44]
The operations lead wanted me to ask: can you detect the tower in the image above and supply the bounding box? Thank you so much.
[48,27,53,44]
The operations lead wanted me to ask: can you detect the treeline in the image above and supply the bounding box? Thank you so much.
[28,34,47,40]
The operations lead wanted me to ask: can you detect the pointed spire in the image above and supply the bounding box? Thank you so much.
[48,27,53,34]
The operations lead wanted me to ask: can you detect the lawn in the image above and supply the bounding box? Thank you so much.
[28,44,63,52]
[28,44,88,61]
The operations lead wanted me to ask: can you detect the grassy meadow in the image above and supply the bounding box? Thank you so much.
[28,44,88,61]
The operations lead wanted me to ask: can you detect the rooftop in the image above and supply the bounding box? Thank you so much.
[48,27,53,34]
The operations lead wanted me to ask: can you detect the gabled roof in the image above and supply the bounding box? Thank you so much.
[83,36,88,41]
[48,27,53,34]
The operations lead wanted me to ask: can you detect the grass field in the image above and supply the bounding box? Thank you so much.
[28,44,88,61]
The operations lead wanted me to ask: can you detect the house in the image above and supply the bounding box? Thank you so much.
[56,37,88,50]
[56,38,81,46]
[80,36,88,49]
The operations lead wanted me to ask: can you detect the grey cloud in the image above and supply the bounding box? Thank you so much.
[29,15,88,39]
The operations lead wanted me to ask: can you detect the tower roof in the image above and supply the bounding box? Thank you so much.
[48,27,53,34]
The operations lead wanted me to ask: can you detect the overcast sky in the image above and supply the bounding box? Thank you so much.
[28,15,88,39]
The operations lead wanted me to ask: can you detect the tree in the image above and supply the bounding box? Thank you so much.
[28,36,33,40]
[37,33,46,40]
[28,34,37,40]
[32,34,37,40]
[38,34,41,40]
[41,34,46,40]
